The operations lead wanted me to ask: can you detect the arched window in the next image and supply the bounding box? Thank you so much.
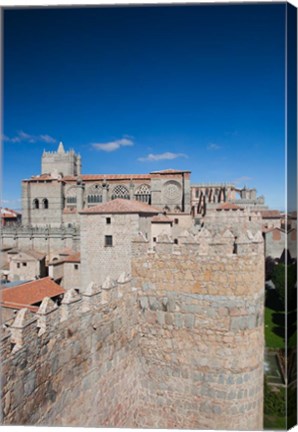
[87,195,102,204]
[66,196,77,204]
[135,184,151,204]
[87,184,103,206]
[111,185,130,200]
[33,199,39,209]
[43,198,49,209]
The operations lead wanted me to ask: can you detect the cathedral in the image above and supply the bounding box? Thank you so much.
[21,142,191,227]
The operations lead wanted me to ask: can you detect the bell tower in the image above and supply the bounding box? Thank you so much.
[41,141,81,177]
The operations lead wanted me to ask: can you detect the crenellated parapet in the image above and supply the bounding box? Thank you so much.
[132,228,263,258]
[1,224,79,236]
[2,273,133,359]
[0,224,80,257]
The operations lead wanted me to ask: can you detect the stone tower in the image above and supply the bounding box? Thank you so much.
[41,141,81,177]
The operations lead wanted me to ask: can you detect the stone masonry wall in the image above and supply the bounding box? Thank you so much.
[1,277,140,427]
[80,213,140,288]
[132,230,264,430]
[1,226,80,261]
[1,229,264,430]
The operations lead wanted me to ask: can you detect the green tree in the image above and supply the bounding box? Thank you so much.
[271,263,297,310]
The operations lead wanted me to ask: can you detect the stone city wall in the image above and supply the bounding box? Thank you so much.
[1,230,265,429]
[132,229,264,429]
[1,275,140,427]
[1,226,80,261]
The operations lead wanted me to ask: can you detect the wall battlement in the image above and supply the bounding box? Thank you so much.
[0,223,264,430]
[1,273,132,356]
[1,225,80,258]
[1,228,265,429]
[133,228,264,257]
[1,273,140,427]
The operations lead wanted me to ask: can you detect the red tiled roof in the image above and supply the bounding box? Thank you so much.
[11,249,45,261]
[23,171,190,183]
[151,215,173,223]
[80,198,160,214]
[64,252,80,263]
[23,174,57,182]
[0,277,65,310]
[63,174,151,182]
[150,169,191,174]
[260,210,281,218]
[0,208,21,218]
[50,252,80,266]
[217,203,241,210]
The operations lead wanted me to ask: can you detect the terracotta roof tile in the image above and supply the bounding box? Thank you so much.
[12,249,45,260]
[151,215,173,223]
[260,210,281,218]
[80,198,160,215]
[64,252,80,263]
[217,203,241,210]
[0,208,21,218]
[63,174,151,182]
[0,277,65,310]
[150,169,191,174]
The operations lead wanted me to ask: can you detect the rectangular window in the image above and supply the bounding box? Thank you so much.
[105,235,113,247]
[174,239,178,245]
[74,264,79,270]
[174,218,179,224]
[106,217,111,225]
[17,263,20,269]
[153,237,157,242]
[22,262,27,267]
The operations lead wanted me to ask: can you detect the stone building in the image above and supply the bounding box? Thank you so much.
[0,208,22,227]
[260,210,282,230]
[21,142,191,227]
[0,140,270,429]
[80,198,161,287]
[7,249,46,281]
[48,252,81,290]
[191,183,267,216]
[264,227,297,260]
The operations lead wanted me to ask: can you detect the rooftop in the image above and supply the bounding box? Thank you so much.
[151,215,173,223]
[260,210,281,218]
[80,198,160,215]
[216,203,242,210]
[0,277,65,311]
[10,249,45,261]
[23,169,190,183]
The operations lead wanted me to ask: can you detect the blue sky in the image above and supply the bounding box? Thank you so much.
[3,4,286,210]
